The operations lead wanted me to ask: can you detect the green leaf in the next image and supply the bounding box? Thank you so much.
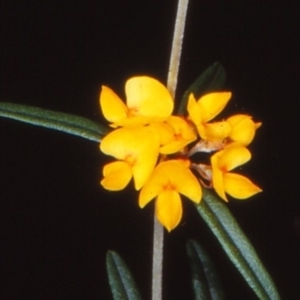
[177,61,226,115]
[186,240,225,300]
[195,189,281,300]
[0,102,108,142]
[106,251,143,300]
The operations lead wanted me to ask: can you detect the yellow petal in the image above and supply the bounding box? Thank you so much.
[227,115,260,145]
[160,140,190,154]
[216,146,251,172]
[198,92,231,122]
[132,148,158,191]
[166,116,196,141]
[211,154,227,201]
[100,127,160,190]
[101,161,132,191]
[148,122,174,146]
[125,76,173,119]
[156,190,182,232]
[100,86,128,124]
[139,169,164,208]
[201,121,231,141]
[100,127,156,159]
[187,93,203,125]
[129,127,160,190]
[100,128,131,159]
[115,115,154,127]
[160,116,197,154]
[223,172,262,199]
[172,164,202,203]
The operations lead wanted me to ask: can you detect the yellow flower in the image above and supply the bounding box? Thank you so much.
[139,160,202,231]
[227,114,262,146]
[98,73,263,232]
[100,126,160,191]
[100,76,173,128]
[211,146,262,201]
[187,92,232,141]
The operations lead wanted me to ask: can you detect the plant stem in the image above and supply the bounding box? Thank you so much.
[167,0,190,98]
[151,1,190,300]
[151,215,164,300]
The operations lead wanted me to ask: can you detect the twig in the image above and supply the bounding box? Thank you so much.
[151,0,190,299]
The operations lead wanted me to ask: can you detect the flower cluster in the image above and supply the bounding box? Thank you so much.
[99,76,262,231]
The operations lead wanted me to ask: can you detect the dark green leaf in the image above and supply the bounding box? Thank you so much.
[177,62,226,115]
[195,189,280,300]
[106,251,143,300]
[0,102,108,142]
[186,240,225,300]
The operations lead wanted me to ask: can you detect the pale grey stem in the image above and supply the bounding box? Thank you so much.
[167,0,190,98]
[151,1,190,300]
[151,215,164,300]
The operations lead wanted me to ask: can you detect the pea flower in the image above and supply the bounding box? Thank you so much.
[100,126,160,191]
[211,145,262,201]
[100,76,174,128]
[139,160,202,231]
[99,75,262,231]
[187,92,232,141]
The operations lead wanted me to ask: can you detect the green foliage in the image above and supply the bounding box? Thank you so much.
[106,251,143,300]
[0,102,108,142]
[195,189,281,300]
[186,240,225,300]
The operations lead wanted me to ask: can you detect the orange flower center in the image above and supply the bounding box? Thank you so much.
[163,181,177,191]
[125,154,136,166]
[127,107,139,117]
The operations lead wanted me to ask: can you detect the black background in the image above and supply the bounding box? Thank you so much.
[1,0,300,299]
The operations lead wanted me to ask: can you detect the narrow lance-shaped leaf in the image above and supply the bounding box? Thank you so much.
[186,240,225,300]
[0,102,108,142]
[177,61,226,115]
[195,188,280,300]
[106,251,143,300]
